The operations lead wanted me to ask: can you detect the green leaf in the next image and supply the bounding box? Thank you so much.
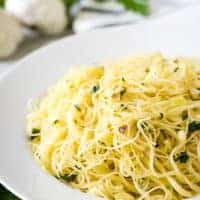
[0,0,5,8]
[63,0,78,11]
[63,0,149,16]
[117,0,150,15]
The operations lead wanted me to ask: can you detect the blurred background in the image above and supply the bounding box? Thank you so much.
[0,0,199,66]
[0,0,199,199]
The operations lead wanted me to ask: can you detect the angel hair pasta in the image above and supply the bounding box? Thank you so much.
[27,53,200,200]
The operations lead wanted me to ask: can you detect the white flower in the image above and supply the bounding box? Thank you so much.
[0,9,24,59]
[6,0,68,35]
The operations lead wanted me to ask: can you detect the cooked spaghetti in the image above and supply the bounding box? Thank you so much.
[27,53,200,200]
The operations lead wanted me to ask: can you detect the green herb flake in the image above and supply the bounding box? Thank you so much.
[122,77,125,82]
[75,165,81,170]
[174,151,189,163]
[29,128,40,140]
[181,110,188,120]
[174,67,179,72]
[145,68,150,73]
[188,121,200,137]
[141,122,148,129]
[74,104,81,111]
[120,87,126,98]
[54,120,59,124]
[29,135,38,140]
[61,174,77,182]
[91,85,99,94]
[122,105,128,111]
[99,141,106,146]
[154,143,159,148]
[120,104,128,110]
[32,128,40,134]
[159,113,164,119]
[54,175,59,180]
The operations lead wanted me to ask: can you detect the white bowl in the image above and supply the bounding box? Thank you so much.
[1,5,200,200]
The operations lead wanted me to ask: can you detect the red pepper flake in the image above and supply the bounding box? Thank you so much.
[118,125,128,134]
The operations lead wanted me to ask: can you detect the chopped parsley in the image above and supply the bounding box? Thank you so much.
[181,110,188,120]
[29,135,38,140]
[91,85,99,94]
[122,77,125,82]
[120,87,126,98]
[145,68,150,73]
[74,165,81,170]
[54,119,59,124]
[154,143,159,148]
[74,104,81,111]
[122,106,128,111]
[61,174,77,182]
[121,104,128,111]
[32,128,40,134]
[99,141,106,146]
[174,67,179,72]
[159,113,164,119]
[30,128,40,140]
[188,121,200,137]
[174,151,189,163]
[141,122,148,129]
[120,104,128,110]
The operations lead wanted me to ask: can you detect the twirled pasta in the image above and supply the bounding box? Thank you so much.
[27,53,200,200]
